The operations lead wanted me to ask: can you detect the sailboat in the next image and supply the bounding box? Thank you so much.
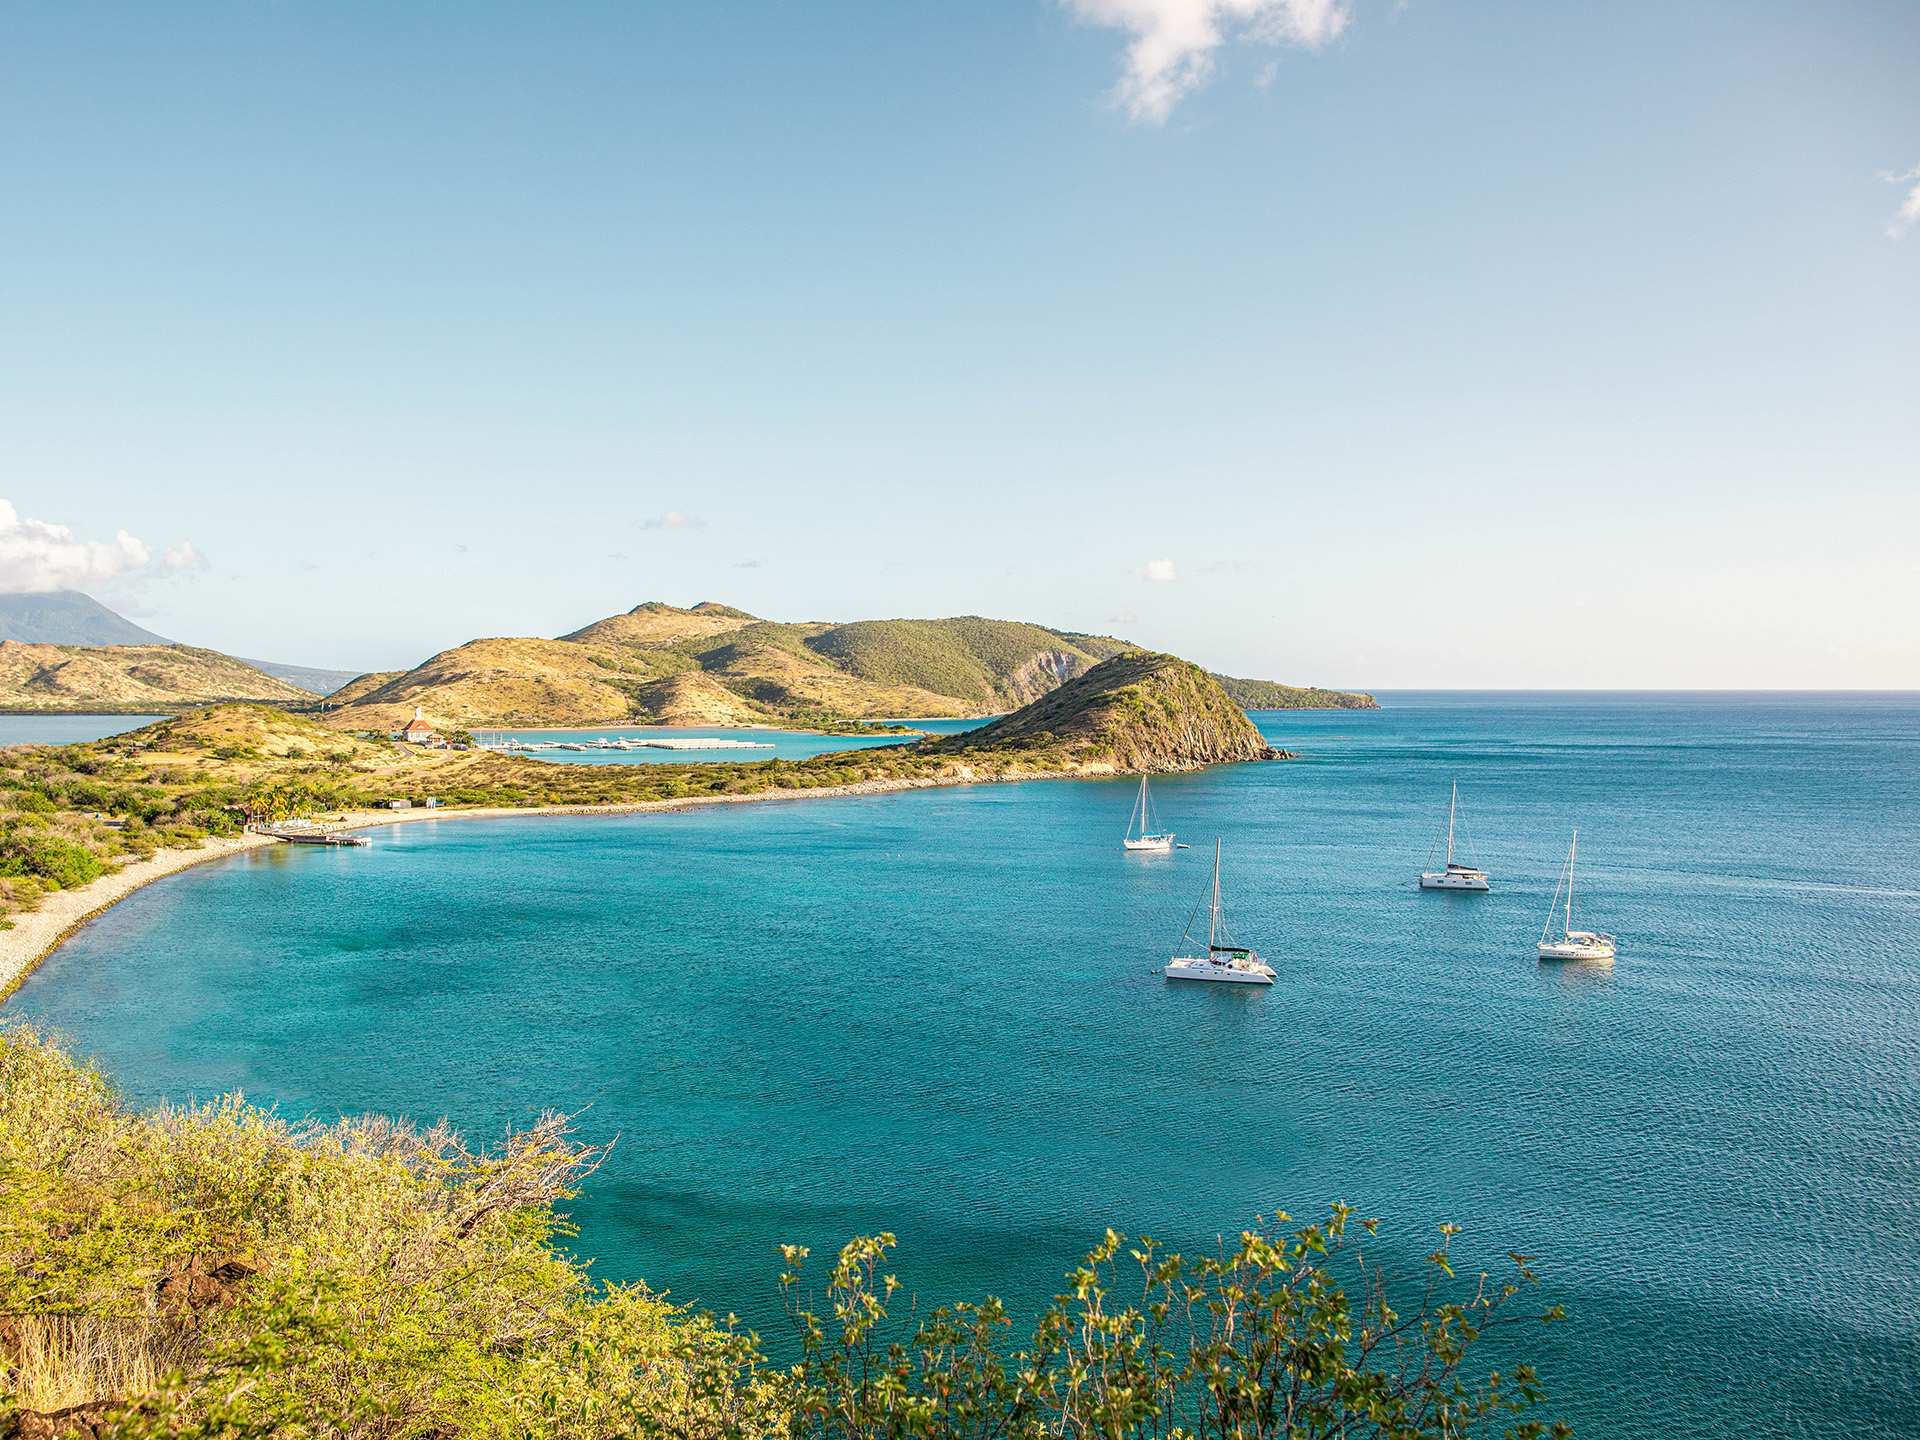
[1165,840,1275,985]
[1418,781,1490,891]
[1122,775,1175,852]
[1537,829,1616,962]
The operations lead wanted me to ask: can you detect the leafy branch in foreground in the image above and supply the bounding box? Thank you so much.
[1,1027,1567,1438]
[778,1211,1568,1440]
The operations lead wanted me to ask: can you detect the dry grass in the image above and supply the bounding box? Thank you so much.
[5,1314,197,1412]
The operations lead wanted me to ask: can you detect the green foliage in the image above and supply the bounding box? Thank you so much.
[779,1218,1568,1440]
[0,1027,783,1437]
[0,1029,1566,1439]
[1214,675,1379,711]
[0,829,104,889]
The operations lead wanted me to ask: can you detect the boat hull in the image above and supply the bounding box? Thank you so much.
[1124,834,1174,852]
[1165,957,1274,985]
[1419,871,1489,891]
[1538,933,1616,963]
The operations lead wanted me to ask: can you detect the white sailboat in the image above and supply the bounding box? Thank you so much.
[1122,775,1175,852]
[1418,781,1490,891]
[1537,829,1615,962]
[1165,840,1275,985]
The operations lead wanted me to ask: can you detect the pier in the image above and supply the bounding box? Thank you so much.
[251,823,371,847]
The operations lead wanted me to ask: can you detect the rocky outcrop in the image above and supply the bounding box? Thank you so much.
[998,649,1092,708]
[936,652,1282,773]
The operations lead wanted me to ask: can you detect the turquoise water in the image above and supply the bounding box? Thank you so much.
[486,718,985,765]
[0,714,163,744]
[11,694,1919,1438]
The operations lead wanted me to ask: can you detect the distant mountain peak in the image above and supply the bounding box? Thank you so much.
[0,589,171,647]
[0,590,363,698]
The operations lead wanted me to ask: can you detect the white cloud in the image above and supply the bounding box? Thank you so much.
[1141,558,1179,582]
[1066,0,1351,122]
[0,498,156,593]
[1884,163,1920,238]
[162,540,208,572]
[639,510,703,531]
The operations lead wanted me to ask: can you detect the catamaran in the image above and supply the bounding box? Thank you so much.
[1537,828,1616,962]
[1165,840,1275,985]
[1419,781,1490,891]
[1122,774,1174,852]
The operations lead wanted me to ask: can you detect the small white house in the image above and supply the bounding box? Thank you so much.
[399,706,439,745]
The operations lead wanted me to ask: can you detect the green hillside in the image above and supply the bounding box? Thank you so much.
[800,617,1105,709]
[1215,674,1379,710]
[937,652,1279,771]
[325,601,1375,731]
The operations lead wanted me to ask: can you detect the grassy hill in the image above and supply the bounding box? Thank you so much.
[0,592,365,696]
[1215,674,1378,710]
[325,602,1372,732]
[332,637,685,730]
[0,642,311,712]
[935,652,1278,771]
[560,599,759,649]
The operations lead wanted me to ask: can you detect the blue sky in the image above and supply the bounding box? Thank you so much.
[2,1,1915,688]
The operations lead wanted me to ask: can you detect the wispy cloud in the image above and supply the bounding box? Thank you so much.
[639,510,703,531]
[1884,163,1920,238]
[1066,0,1351,122]
[0,498,201,594]
[162,541,207,573]
[1140,558,1179,582]
[733,558,764,569]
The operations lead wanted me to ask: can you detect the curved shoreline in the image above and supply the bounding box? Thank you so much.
[0,771,970,1003]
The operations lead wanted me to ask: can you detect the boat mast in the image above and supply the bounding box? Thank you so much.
[1208,839,1221,950]
[1446,782,1457,866]
[1566,829,1578,938]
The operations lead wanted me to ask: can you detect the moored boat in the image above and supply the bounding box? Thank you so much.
[1165,840,1275,985]
[1419,780,1489,891]
[1122,774,1174,852]
[1538,828,1615,962]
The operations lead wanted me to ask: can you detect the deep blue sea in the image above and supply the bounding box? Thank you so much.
[10,693,1919,1439]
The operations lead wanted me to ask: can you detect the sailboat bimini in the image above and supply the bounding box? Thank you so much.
[1122,774,1175,852]
[1537,828,1616,963]
[1165,840,1275,985]
[1419,780,1490,891]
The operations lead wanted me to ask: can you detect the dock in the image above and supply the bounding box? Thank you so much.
[252,824,371,847]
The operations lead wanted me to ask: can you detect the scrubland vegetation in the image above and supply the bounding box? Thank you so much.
[0,1026,1566,1438]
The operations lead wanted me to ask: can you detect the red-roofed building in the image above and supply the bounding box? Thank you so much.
[399,707,439,744]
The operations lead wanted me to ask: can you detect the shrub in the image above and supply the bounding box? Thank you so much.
[0,831,104,889]
[0,1029,1568,1439]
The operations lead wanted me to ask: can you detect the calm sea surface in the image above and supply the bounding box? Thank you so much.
[483,717,984,764]
[11,694,1919,1438]
[0,714,164,744]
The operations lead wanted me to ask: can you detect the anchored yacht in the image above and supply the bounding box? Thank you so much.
[1165,840,1275,985]
[1419,781,1490,891]
[1122,774,1175,852]
[1538,829,1616,963]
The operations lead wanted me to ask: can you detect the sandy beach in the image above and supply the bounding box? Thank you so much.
[0,770,984,1003]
